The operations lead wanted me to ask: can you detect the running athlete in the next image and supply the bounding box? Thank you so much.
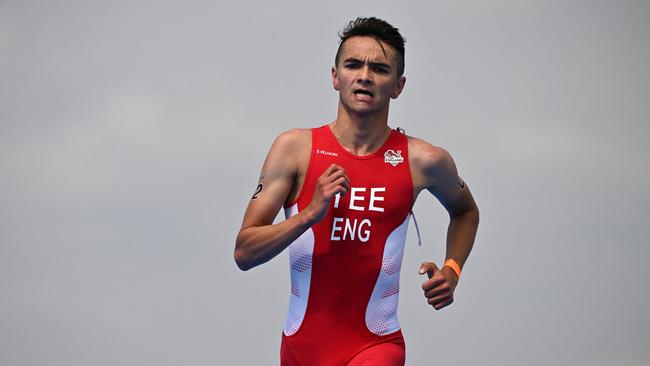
[235,17,480,366]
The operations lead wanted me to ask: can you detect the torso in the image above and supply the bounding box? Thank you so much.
[280,123,417,364]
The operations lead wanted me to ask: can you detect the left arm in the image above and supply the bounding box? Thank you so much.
[410,138,480,310]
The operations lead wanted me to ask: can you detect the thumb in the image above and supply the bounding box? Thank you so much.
[418,262,439,279]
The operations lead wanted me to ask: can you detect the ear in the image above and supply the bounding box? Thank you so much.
[332,66,340,91]
[390,75,406,99]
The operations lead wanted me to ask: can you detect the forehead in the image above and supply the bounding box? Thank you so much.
[339,36,397,64]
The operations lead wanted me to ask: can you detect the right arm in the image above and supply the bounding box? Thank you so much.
[234,129,349,271]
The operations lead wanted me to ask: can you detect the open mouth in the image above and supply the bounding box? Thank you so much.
[353,89,374,101]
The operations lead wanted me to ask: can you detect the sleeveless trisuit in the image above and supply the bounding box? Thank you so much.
[281,124,414,365]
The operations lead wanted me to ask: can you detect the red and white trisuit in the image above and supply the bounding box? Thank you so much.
[281,124,415,366]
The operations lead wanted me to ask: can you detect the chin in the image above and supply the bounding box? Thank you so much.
[351,107,379,118]
[341,99,385,117]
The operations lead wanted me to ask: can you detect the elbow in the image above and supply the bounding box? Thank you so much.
[469,206,480,226]
[451,205,480,223]
[234,234,253,271]
[234,247,252,271]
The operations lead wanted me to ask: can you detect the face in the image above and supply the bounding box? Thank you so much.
[332,36,406,117]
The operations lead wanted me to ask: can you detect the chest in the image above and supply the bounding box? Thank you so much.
[305,153,413,219]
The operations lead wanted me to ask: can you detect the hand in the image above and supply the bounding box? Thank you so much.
[419,262,459,310]
[305,164,350,224]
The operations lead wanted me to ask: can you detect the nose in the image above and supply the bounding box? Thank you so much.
[357,65,373,85]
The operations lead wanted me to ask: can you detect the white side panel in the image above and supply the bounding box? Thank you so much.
[282,204,315,336]
[365,215,410,335]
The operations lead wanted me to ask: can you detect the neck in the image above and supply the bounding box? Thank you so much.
[330,102,392,156]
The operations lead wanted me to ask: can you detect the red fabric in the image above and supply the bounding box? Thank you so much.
[281,125,413,365]
[281,331,405,366]
[347,339,406,366]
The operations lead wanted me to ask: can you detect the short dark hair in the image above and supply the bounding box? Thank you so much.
[335,17,406,77]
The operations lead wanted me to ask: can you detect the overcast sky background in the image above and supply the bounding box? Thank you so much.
[1,0,648,365]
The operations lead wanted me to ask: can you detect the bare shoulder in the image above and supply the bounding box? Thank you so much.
[406,135,475,214]
[258,127,312,194]
[406,135,454,177]
[264,128,311,170]
[249,127,312,209]
[271,127,311,153]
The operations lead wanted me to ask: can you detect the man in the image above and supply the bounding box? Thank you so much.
[235,17,479,366]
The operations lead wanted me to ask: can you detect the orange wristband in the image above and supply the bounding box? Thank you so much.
[443,258,462,279]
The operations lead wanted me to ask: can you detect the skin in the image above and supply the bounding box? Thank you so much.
[235,36,480,311]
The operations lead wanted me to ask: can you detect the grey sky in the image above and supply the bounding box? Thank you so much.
[1,0,649,365]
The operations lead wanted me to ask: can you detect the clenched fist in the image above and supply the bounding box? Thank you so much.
[419,262,459,310]
[305,164,350,225]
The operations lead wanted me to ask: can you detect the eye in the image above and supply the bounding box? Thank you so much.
[373,66,389,73]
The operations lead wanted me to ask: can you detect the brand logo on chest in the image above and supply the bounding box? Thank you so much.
[384,150,404,166]
[316,149,338,157]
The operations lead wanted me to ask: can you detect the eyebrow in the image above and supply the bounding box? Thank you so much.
[343,58,392,69]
